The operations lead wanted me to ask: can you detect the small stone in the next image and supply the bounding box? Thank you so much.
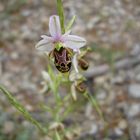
[3,121,14,134]
[114,127,123,136]
[85,103,93,118]
[134,65,140,75]
[26,104,33,111]
[96,90,106,100]
[21,10,31,17]
[95,76,106,84]
[126,70,135,81]
[130,44,140,56]
[127,104,140,118]
[118,119,127,130]
[89,124,98,134]
[135,121,140,138]
[128,84,140,98]
[135,73,140,82]
[134,65,140,82]
[111,76,124,85]
[0,3,4,12]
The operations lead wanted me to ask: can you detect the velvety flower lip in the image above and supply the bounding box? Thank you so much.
[35,15,86,52]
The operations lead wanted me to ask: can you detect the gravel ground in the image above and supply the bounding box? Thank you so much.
[0,0,140,140]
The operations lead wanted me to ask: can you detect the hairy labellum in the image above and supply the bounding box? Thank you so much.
[53,47,72,73]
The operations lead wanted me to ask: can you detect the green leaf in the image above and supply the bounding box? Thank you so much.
[40,104,53,113]
[65,15,76,32]
[84,92,105,122]
[55,130,61,140]
[0,85,47,134]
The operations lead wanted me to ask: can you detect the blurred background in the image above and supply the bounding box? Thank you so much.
[0,0,140,140]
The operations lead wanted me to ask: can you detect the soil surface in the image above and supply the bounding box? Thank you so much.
[0,0,140,140]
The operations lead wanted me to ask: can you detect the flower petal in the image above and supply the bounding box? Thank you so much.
[64,35,86,50]
[72,53,79,73]
[71,84,77,101]
[35,36,53,52]
[49,15,61,37]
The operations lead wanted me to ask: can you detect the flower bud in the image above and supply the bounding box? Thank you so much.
[75,81,86,93]
[78,58,89,70]
[49,122,64,131]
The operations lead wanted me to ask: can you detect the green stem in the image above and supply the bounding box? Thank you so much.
[56,0,65,33]
[0,85,47,134]
[55,130,61,140]
[84,92,105,122]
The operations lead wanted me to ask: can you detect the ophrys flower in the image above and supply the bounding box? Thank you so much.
[35,15,86,73]
[35,15,86,52]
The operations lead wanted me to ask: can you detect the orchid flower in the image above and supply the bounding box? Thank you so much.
[35,15,86,52]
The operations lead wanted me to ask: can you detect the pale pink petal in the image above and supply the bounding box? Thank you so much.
[35,36,53,52]
[64,35,86,50]
[49,15,61,37]
[72,53,79,73]
[71,84,77,101]
[41,35,50,39]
